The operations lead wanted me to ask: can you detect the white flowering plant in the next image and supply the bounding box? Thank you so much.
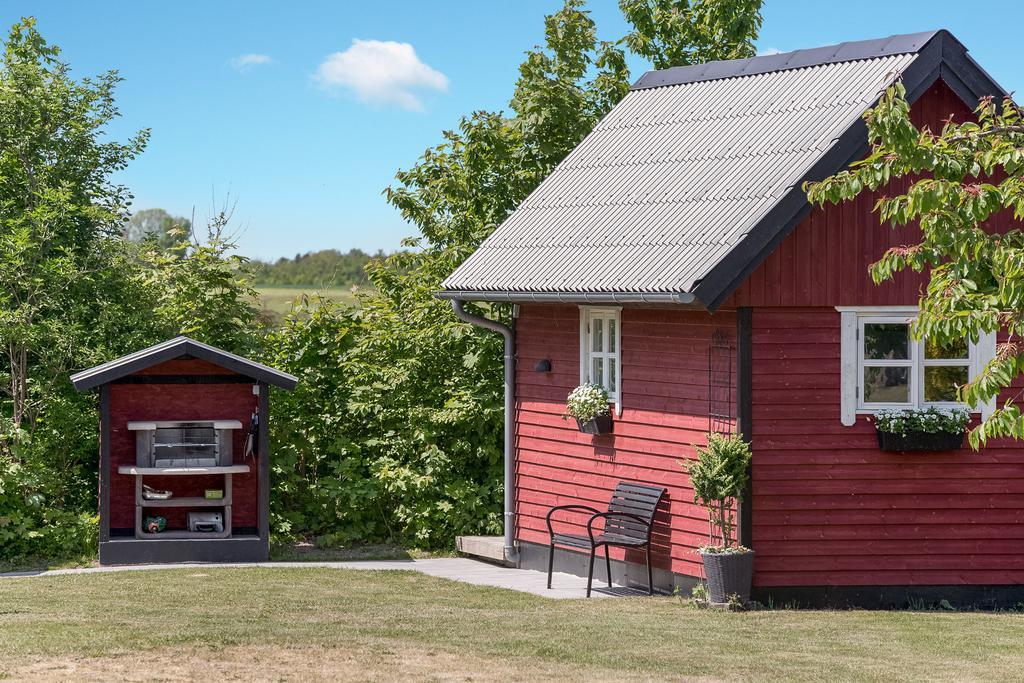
[565,383,611,422]
[873,406,971,436]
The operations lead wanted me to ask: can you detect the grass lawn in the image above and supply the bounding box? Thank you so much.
[1,568,1023,681]
[254,285,360,317]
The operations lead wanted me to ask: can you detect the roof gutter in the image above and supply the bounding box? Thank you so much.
[450,299,518,564]
[438,290,697,306]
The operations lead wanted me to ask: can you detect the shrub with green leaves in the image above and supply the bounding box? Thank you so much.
[873,407,970,436]
[685,433,751,551]
[565,384,611,422]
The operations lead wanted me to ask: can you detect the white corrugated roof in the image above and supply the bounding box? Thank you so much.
[442,51,915,301]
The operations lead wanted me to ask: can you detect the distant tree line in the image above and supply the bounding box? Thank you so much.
[250,249,386,288]
[124,212,384,289]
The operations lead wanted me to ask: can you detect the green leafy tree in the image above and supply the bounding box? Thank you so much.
[124,208,191,251]
[806,83,1024,447]
[0,18,148,437]
[620,0,762,69]
[0,18,163,561]
[139,208,262,354]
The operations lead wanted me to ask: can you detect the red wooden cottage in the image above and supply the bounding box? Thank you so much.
[441,31,1024,606]
[71,337,297,565]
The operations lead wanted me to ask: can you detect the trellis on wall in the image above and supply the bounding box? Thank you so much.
[708,329,734,435]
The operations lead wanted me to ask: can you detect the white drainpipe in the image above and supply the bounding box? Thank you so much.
[450,299,517,563]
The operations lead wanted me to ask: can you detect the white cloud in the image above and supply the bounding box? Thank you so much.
[757,47,783,56]
[315,39,448,111]
[230,54,273,73]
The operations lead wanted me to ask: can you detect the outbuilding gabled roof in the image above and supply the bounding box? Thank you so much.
[440,30,1005,310]
[70,336,298,391]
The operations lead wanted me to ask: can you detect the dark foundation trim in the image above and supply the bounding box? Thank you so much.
[754,584,1024,610]
[516,540,699,595]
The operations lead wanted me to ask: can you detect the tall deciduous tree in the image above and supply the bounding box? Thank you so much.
[0,18,148,437]
[807,83,1024,447]
[620,0,763,69]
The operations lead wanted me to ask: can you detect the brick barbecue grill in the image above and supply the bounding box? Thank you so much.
[71,336,297,564]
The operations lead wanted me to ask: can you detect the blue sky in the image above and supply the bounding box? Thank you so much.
[3,1,1022,260]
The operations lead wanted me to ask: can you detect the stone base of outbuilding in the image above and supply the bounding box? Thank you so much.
[100,535,268,565]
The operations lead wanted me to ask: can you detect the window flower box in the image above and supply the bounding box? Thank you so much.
[873,407,970,452]
[565,383,613,435]
[876,429,964,452]
[575,414,613,435]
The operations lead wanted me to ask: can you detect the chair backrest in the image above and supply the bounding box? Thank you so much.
[604,481,666,540]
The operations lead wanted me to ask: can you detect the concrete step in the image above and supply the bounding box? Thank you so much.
[455,535,514,567]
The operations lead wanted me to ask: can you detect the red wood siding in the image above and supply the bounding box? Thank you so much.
[728,79,1024,586]
[108,359,260,531]
[751,308,1024,586]
[515,305,736,578]
[512,78,1024,588]
[728,79,993,309]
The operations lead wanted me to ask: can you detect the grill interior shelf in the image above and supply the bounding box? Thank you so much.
[118,463,249,540]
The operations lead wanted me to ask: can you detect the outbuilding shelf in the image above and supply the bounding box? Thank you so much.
[139,496,229,508]
[118,465,250,476]
[137,529,231,540]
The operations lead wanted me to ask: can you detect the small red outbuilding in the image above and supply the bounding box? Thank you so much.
[442,30,1024,606]
[71,336,297,565]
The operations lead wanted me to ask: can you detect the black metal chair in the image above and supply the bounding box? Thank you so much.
[545,481,666,597]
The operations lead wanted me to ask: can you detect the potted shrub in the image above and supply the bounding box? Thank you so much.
[565,383,613,434]
[685,433,753,605]
[874,406,970,451]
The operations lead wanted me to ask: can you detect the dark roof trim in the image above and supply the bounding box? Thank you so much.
[437,290,697,305]
[693,31,1008,311]
[632,30,944,90]
[70,336,298,391]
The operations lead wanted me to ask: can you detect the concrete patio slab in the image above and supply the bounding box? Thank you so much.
[0,557,637,599]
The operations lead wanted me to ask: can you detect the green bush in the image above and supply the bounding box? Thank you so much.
[264,295,503,549]
[0,453,97,562]
[685,433,751,550]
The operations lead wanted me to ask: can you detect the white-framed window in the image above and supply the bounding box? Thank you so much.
[838,306,996,426]
[580,306,621,412]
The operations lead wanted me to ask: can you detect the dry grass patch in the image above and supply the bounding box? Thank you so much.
[0,567,1023,681]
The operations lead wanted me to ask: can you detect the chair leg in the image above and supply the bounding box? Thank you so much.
[605,545,612,587]
[586,546,596,598]
[547,542,555,589]
[646,544,653,595]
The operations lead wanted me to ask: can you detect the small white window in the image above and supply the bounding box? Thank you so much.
[580,307,621,411]
[838,307,996,425]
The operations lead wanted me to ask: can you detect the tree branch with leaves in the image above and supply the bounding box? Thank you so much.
[807,82,1024,447]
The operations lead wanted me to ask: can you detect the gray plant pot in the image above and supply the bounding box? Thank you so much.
[701,550,755,605]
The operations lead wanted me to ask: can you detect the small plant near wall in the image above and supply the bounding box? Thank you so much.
[873,407,970,452]
[565,383,613,434]
[685,433,754,605]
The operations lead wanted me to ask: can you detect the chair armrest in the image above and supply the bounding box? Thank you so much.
[546,504,601,537]
[586,511,651,543]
